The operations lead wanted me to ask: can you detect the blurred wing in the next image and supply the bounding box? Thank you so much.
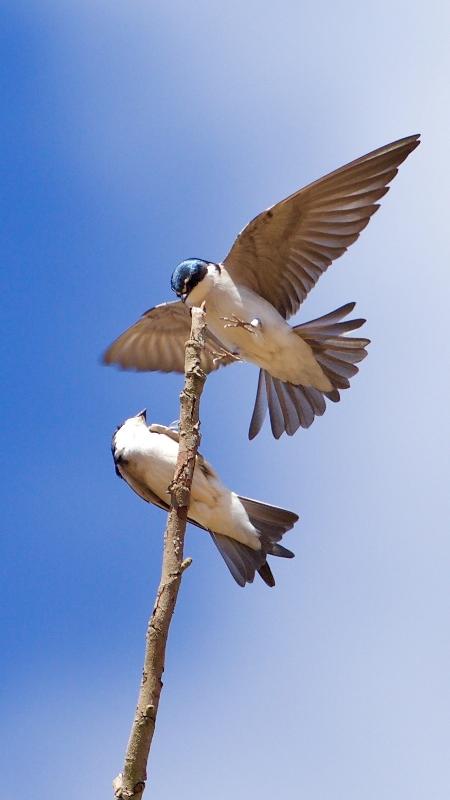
[103,300,235,373]
[224,134,420,318]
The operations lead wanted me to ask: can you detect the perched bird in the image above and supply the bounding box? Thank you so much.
[112,410,298,587]
[104,135,420,439]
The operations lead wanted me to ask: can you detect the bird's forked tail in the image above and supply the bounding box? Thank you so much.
[211,497,298,587]
[249,302,370,439]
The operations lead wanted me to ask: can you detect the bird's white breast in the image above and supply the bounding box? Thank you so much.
[187,267,326,385]
[115,422,177,500]
[201,269,299,372]
[114,419,261,549]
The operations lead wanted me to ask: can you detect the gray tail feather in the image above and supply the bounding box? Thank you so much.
[210,497,298,588]
[249,302,370,439]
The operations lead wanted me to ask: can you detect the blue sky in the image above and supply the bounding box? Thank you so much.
[1,1,449,797]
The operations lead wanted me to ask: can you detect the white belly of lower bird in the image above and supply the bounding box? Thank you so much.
[125,431,260,550]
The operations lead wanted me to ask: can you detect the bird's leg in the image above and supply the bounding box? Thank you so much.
[211,346,241,366]
[220,314,262,334]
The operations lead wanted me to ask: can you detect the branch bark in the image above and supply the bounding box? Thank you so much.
[113,305,207,800]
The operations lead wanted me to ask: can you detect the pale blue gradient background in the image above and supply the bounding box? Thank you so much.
[1,2,449,797]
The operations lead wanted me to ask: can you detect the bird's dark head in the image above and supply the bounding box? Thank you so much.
[170,259,211,303]
[111,410,147,479]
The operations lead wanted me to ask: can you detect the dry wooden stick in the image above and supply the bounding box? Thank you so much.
[113,304,207,800]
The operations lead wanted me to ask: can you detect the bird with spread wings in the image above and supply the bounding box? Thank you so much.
[104,134,420,439]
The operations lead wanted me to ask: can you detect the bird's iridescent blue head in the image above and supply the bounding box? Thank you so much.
[170,259,209,302]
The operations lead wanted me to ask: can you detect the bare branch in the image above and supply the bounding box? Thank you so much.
[113,305,207,799]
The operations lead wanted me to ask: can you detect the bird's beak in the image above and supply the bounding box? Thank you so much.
[136,408,147,421]
[180,292,187,304]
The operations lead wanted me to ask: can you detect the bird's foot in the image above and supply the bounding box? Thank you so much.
[211,346,241,366]
[220,314,262,334]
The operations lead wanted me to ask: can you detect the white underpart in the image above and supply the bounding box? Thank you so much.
[114,417,261,550]
[186,264,331,388]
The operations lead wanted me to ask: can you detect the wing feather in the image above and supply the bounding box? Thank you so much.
[223,134,419,318]
[103,300,235,373]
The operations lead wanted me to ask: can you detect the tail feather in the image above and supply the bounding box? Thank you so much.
[284,381,315,428]
[273,378,300,437]
[211,534,262,587]
[294,302,366,337]
[316,353,359,379]
[264,372,286,439]
[258,562,275,588]
[249,369,268,439]
[210,497,298,587]
[248,303,370,439]
[301,385,327,416]
[238,495,299,538]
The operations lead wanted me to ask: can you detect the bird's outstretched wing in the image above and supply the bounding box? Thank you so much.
[223,134,420,319]
[103,300,236,373]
